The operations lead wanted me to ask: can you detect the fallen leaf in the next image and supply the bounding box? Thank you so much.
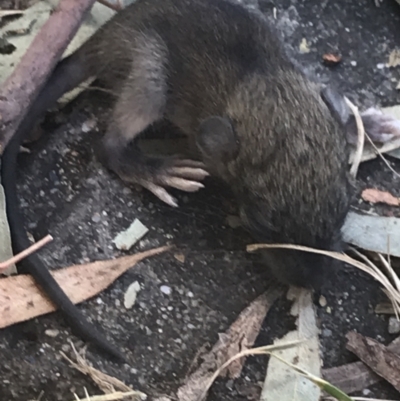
[388,49,400,68]
[323,335,400,394]
[341,211,400,257]
[260,288,321,401]
[322,53,342,66]
[176,287,283,401]
[361,188,399,206]
[0,184,16,276]
[346,331,400,392]
[0,245,170,328]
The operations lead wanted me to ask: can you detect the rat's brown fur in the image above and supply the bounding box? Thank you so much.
[5,0,355,338]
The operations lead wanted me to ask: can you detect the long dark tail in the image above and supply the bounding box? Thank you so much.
[1,51,126,362]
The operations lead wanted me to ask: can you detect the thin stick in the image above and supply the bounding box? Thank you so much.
[0,0,97,152]
[0,234,53,272]
[345,97,365,178]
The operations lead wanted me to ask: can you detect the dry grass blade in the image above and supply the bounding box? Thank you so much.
[364,132,400,178]
[70,391,144,401]
[195,340,304,401]
[345,97,365,178]
[61,342,142,395]
[247,243,400,316]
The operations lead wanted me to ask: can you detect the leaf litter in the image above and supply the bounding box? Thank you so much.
[0,245,170,328]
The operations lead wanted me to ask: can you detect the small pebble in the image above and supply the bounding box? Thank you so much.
[92,213,101,223]
[45,329,59,338]
[187,291,194,298]
[319,295,327,307]
[61,344,71,353]
[322,328,332,338]
[377,63,385,69]
[160,285,172,295]
[388,316,400,334]
[350,60,357,66]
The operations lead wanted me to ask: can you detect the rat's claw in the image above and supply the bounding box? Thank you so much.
[168,166,209,181]
[162,176,204,192]
[144,182,178,207]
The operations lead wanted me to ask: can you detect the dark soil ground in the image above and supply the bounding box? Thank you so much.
[0,0,400,400]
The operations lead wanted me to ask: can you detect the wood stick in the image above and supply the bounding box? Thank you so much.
[0,234,53,272]
[0,0,97,153]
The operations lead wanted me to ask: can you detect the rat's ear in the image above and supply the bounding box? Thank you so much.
[321,85,351,126]
[197,116,240,162]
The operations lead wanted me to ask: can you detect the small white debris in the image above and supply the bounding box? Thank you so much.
[187,291,194,298]
[350,60,357,67]
[160,285,172,295]
[377,63,385,69]
[44,329,59,338]
[113,218,149,251]
[388,316,400,334]
[319,295,327,307]
[299,38,310,54]
[124,281,141,309]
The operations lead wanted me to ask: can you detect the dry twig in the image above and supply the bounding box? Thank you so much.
[0,234,52,273]
[0,0,97,152]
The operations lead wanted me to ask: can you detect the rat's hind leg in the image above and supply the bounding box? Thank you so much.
[100,35,208,206]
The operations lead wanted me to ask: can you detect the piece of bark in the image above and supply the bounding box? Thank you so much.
[323,335,400,394]
[176,287,283,401]
[0,245,170,328]
[346,331,400,392]
[0,0,97,152]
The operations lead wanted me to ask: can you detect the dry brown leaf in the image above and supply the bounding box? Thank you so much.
[176,287,283,401]
[346,331,400,392]
[361,188,400,206]
[0,245,170,328]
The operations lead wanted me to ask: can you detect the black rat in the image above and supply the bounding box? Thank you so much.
[4,0,392,359]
